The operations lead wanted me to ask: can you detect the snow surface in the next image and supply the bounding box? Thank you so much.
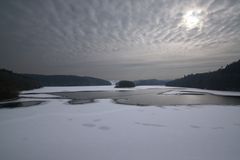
[1,86,240,160]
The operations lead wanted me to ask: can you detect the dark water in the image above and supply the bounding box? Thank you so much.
[69,99,95,104]
[52,88,240,106]
[0,101,43,109]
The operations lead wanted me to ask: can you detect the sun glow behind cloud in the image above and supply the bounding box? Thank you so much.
[180,8,206,30]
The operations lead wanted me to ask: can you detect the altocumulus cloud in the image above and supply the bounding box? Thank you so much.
[0,0,240,80]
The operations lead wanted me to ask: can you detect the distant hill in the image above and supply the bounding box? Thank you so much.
[0,69,111,101]
[0,69,42,100]
[0,69,42,91]
[134,79,168,86]
[166,59,240,91]
[23,74,111,86]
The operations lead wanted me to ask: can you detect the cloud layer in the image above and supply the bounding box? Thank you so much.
[0,0,240,80]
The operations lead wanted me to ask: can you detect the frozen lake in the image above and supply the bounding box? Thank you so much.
[1,86,240,160]
[52,88,240,106]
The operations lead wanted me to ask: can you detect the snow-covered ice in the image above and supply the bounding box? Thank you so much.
[1,86,240,160]
[21,85,172,94]
[21,85,240,97]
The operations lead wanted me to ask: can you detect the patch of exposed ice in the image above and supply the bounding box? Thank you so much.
[20,93,60,98]
[183,88,240,96]
[162,88,240,97]
[21,85,173,94]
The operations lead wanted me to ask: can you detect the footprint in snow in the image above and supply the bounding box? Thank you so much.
[190,125,201,129]
[212,127,224,130]
[93,119,102,122]
[82,123,96,128]
[98,126,111,131]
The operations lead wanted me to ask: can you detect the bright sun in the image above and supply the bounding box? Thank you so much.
[182,9,204,30]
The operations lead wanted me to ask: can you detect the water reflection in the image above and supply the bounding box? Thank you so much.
[0,101,43,109]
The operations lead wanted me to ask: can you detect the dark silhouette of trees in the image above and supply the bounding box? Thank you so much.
[0,69,111,101]
[134,79,168,85]
[23,74,111,86]
[0,69,42,101]
[115,80,135,88]
[166,59,240,91]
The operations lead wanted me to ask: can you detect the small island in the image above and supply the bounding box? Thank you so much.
[115,80,135,88]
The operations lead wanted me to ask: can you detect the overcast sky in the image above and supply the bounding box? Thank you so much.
[0,0,240,80]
